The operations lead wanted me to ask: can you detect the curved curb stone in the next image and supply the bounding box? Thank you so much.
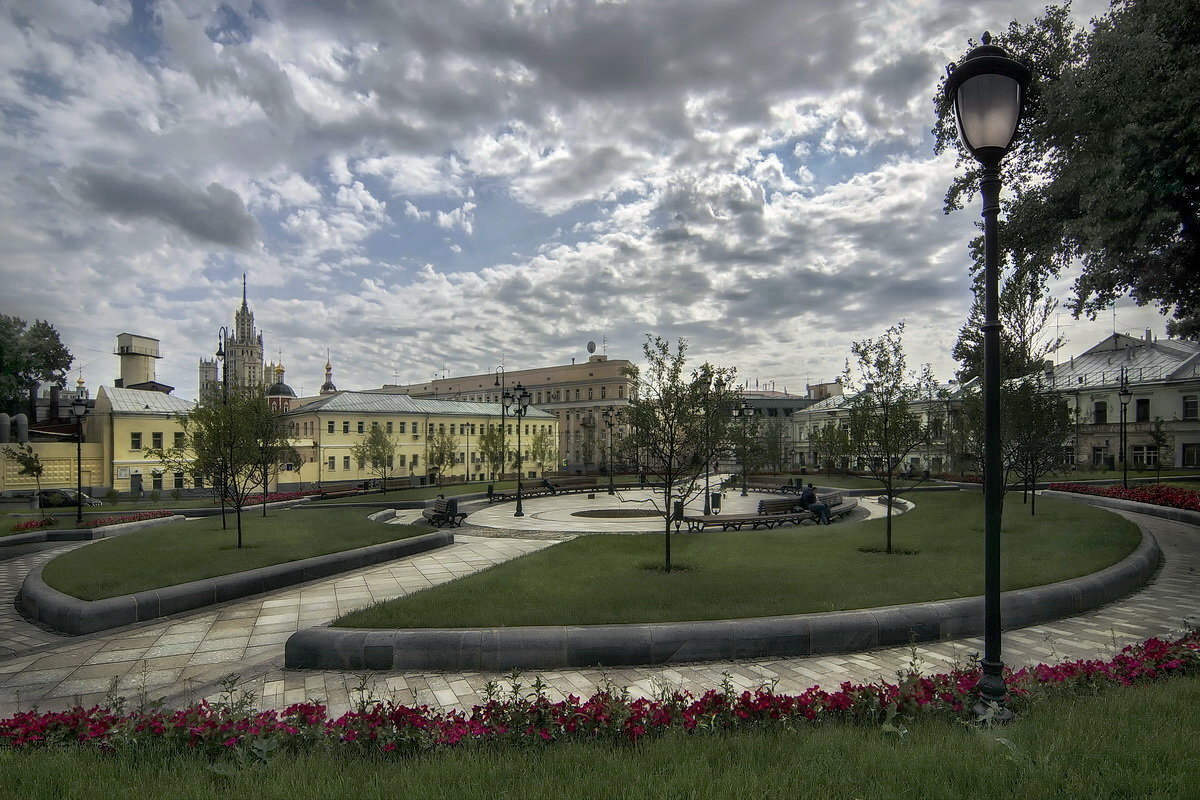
[19,531,454,635]
[1041,490,1200,527]
[1,514,185,548]
[284,527,1162,671]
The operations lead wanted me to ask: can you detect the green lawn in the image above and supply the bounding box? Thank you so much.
[336,492,1140,628]
[4,673,1197,800]
[40,509,427,601]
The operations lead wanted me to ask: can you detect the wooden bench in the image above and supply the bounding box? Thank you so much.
[488,482,557,503]
[683,493,856,532]
[317,488,359,500]
[421,497,468,527]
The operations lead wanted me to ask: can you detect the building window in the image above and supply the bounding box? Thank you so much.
[399,421,407,433]
[152,473,163,490]
[1135,398,1150,423]
[398,454,407,467]
[328,456,336,471]
[193,475,203,489]
[619,385,625,398]
[327,420,334,434]
[130,432,142,450]
[1093,401,1108,425]
[386,421,393,433]
[342,421,350,434]
[358,457,365,469]
[1131,445,1158,467]
[174,431,185,448]
[1183,443,1200,467]
[386,454,393,468]
[173,472,184,489]
[1184,395,1198,421]
[151,432,163,449]
[357,421,364,433]
[411,454,419,468]
[588,388,593,400]
[343,456,350,470]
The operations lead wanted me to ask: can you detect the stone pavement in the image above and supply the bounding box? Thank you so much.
[0,505,1195,719]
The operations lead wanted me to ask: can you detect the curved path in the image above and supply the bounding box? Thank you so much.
[0,502,1195,718]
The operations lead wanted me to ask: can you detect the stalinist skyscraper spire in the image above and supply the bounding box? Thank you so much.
[198,274,266,404]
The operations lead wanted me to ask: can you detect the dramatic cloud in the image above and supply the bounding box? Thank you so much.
[0,0,1161,400]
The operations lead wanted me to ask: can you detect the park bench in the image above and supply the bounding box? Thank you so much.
[741,478,804,494]
[421,497,468,528]
[488,481,558,503]
[317,488,359,500]
[682,493,857,532]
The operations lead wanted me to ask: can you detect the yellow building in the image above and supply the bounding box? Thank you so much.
[282,391,558,487]
[89,386,195,495]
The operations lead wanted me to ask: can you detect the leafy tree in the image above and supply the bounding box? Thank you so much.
[1147,417,1170,481]
[529,427,556,477]
[426,426,459,485]
[727,405,765,494]
[478,423,507,481]
[349,424,399,489]
[934,0,1200,338]
[3,442,46,516]
[809,422,850,476]
[952,269,1064,382]
[0,316,73,415]
[760,417,791,473]
[246,401,300,513]
[843,322,933,554]
[621,336,738,571]
[580,423,598,470]
[1000,379,1073,514]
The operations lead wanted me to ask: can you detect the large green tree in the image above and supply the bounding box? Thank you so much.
[621,336,738,571]
[1000,379,1073,514]
[350,425,400,489]
[0,316,73,415]
[934,0,1200,338]
[426,426,459,485]
[952,269,1064,382]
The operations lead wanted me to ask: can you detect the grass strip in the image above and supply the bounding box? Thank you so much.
[2,672,1197,800]
[40,509,426,601]
[336,491,1139,628]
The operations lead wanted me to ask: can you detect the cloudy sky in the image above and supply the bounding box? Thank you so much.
[0,0,1164,401]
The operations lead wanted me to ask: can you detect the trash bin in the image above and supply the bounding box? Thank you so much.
[710,492,722,513]
[672,500,684,521]
[487,483,494,500]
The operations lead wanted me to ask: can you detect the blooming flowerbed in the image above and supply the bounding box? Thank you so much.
[238,491,320,505]
[9,517,57,533]
[2,632,1196,755]
[78,510,175,529]
[1048,482,1200,513]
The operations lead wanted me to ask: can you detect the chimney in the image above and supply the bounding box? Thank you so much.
[49,385,61,422]
[1144,328,1152,343]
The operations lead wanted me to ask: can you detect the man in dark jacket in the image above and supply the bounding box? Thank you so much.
[800,483,831,525]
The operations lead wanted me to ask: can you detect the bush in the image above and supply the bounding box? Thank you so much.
[149,489,161,503]
[104,488,119,505]
[1048,482,1200,512]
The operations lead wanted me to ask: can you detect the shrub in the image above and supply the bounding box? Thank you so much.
[104,488,119,505]
[1048,483,1200,513]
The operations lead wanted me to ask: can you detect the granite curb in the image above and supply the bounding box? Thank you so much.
[1,514,185,547]
[284,525,1162,671]
[1040,490,1200,526]
[19,530,454,635]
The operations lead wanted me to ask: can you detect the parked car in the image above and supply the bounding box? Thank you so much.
[35,489,103,507]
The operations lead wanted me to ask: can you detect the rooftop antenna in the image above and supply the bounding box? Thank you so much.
[602,335,608,355]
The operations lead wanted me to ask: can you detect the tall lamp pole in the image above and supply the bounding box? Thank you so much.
[1119,368,1132,489]
[602,406,622,494]
[945,31,1031,719]
[493,366,506,484]
[71,386,88,527]
[732,401,754,496]
[512,383,531,517]
[216,327,230,528]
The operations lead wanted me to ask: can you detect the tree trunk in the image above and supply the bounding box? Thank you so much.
[262,470,269,516]
[663,483,674,572]
[235,501,243,549]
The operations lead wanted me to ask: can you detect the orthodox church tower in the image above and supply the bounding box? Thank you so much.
[320,352,337,394]
[199,275,266,404]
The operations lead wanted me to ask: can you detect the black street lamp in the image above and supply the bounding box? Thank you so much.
[732,400,755,496]
[1119,368,1132,489]
[602,406,623,494]
[493,366,506,483]
[216,327,230,526]
[511,383,532,517]
[945,31,1031,719]
[70,385,88,527]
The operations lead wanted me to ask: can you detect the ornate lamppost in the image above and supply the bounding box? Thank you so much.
[511,383,532,517]
[602,405,623,494]
[493,366,506,484]
[70,384,88,527]
[216,327,230,525]
[732,400,755,496]
[945,31,1031,718]
[1119,368,1132,489]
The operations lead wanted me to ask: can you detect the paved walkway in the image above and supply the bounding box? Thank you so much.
[0,504,1195,719]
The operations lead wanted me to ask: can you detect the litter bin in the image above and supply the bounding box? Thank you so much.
[672,499,684,522]
[710,492,722,513]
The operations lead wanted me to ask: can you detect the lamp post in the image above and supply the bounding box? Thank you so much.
[945,31,1031,719]
[511,383,531,517]
[493,366,506,484]
[732,401,755,496]
[602,406,623,494]
[71,387,88,527]
[1119,368,1132,489]
[216,327,230,528]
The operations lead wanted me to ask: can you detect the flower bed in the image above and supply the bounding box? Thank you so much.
[1048,482,1200,513]
[10,517,57,533]
[2,632,1195,754]
[78,510,175,529]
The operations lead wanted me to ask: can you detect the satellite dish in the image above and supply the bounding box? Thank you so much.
[586,341,596,354]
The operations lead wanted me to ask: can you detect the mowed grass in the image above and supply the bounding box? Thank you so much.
[4,674,1198,800]
[336,492,1140,628]
[40,508,427,601]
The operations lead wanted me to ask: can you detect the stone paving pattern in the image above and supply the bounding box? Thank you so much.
[0,499,1196,719]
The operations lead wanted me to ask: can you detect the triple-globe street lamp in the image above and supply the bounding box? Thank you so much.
[508,383,532,517]
[945,31,1031,719]
[70,386,88,527]
[1119,369,1132,489]
[601,405,623,495]
[731,400,755,496]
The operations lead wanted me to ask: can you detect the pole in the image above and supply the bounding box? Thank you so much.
[976,159,1009,718]
[75,412,83,527]
[515,407,524,517]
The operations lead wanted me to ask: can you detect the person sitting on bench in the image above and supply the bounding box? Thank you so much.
[800,483,831,525]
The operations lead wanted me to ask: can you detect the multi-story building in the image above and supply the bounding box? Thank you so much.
[199,277,291,405]
[280,391,559,487]
[374,353,635,472]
